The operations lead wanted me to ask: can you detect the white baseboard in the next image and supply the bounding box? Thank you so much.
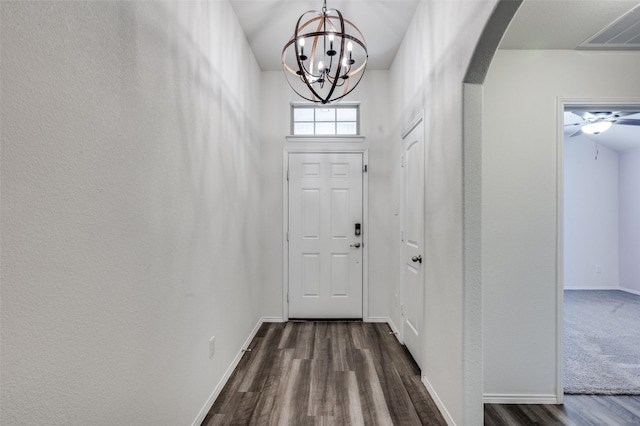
[191,318,265,426]
[366,316,390,323]
[620,287,640,296]
[565,286,640,297]
[261,316,285,323]
[483,393,559,404]
[564,286,618,290]
[422,375,457,426]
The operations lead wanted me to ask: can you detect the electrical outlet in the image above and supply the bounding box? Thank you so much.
[209,336,215,359]
[596,265,602,274]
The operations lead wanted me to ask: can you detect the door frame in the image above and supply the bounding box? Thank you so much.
[556,97,640,402]
[282,147,369,321]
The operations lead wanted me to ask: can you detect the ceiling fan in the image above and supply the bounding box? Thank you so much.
[565,110,640,137]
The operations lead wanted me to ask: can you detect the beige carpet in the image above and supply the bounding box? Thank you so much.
[564,290,640,395]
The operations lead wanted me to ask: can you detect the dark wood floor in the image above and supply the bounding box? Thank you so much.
[202,321,640,425]
[202,321,447,425]
[485,395,640,425]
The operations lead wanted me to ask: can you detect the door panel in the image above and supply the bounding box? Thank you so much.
[289,153,363,319]
[402,122,425,368]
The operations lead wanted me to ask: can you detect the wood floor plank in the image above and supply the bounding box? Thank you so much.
[279,358,313,425]
[334,371,365,425]
[293,322,316,360]
[308,336,336,417]
[352,348,395,425]
[400,374,447,425]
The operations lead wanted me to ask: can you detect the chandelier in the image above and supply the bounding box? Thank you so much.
[282,0,368,104]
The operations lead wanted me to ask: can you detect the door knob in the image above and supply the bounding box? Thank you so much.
[412,255,422,263]
[350,242,361,248]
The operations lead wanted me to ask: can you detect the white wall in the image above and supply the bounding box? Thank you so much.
[259,70,394,321]
[564,138,619,289]
[620,147,640,294]
[389,1,496,424]
[1,2,262,425]
[483,50,640,400]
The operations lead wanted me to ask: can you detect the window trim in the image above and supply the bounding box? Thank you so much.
[290,102,361,137]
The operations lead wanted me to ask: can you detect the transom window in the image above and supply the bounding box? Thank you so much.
[291,104,360,136]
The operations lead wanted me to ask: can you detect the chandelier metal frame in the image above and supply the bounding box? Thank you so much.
[282,0,368,104]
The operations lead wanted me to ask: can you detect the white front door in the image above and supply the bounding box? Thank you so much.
[288,153,363,319]
[402,119,425,368]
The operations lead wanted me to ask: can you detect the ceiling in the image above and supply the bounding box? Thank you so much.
[231,0,640,72]
[500,1,640,50]
[230,0,419,71]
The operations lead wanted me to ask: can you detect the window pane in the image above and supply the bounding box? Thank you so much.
[337,108,357,122]
[294,108,314,121]
[336,122,357,135]
[315,122,336,135]
[315,108,336,122]
[294,122,314,135]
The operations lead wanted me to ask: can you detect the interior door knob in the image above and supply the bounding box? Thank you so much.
[350,242,361,248]
[412,255,422,263]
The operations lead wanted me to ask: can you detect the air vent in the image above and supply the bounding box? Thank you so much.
[579,5,640,49]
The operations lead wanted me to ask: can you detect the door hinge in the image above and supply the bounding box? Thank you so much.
[286,231,289,242]
[363,164,368,173]
[286,170,289,181]
[287,292,289,303]
[401,230,404,242]
[401,304,405,316]
[401,156,405,168]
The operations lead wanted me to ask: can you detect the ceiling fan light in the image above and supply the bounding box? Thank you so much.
[582,121,612,135]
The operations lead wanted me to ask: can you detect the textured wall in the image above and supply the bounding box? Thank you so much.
[564,139,619,289]
[389,1,496,424]
[1,1,262,424]
[620,148,640,293]
[483,50,640,400]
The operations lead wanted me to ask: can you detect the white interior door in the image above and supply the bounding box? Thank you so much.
[288,153,363,319]
[402,120,425,368]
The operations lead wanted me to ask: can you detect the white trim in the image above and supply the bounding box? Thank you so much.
[366,316,391,323]
[261,316,286,323]
[191,318,265,426]
[556,97,565,404]
[483,394,560,404]
[422,375,457,426]
[557,97,640,402]
[620,287,640,296]
[283,148,370,321]
[285,135,366,143]
[283,151,290,321]
[564,285,619,290]
[564,286,640,296]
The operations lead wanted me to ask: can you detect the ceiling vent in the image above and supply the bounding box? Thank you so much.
[579,5,640,50]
